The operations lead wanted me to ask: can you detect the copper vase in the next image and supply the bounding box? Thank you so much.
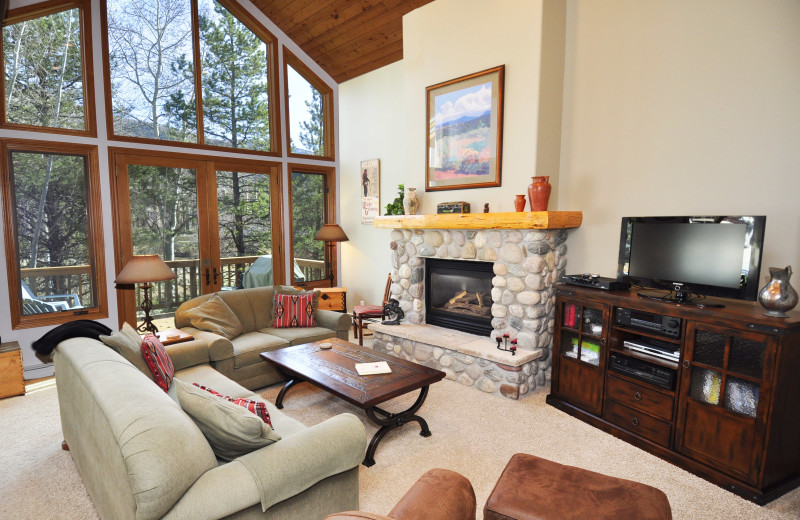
[527,176,552,211]
[514,194,526,212]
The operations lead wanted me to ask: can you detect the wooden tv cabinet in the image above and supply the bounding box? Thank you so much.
[547,284,800,504]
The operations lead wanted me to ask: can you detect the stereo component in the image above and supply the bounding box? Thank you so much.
[615,307,682,338]
[609,353,676,390]
[561,274,630,291]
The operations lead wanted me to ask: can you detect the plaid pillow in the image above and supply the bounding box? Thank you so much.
[193,384,274,428]
[141,334,174,391]
[272,292,316,328]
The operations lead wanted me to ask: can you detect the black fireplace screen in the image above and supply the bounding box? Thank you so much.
[425,258,493,336]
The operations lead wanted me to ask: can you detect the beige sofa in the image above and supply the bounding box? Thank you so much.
[174,286,352,390]
[54,335,367,520]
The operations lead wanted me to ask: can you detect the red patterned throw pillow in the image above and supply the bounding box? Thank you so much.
[272,292,316,328]
[193,384,274,428]
[141,334,174,391]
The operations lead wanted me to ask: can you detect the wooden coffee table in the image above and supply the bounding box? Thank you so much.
[260,337,445,466]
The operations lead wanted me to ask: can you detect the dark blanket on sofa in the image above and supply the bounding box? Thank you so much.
[33,320,113,362]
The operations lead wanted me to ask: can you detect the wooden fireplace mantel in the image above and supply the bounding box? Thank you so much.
[372,211,582,230]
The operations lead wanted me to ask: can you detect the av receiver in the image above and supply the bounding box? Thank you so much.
[615,307,682,339]
[609,353,676,390]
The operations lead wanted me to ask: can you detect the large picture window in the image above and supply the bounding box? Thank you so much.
[1,0,95,135]
[284,48,333,159]
[1,140,107,329]
[289,165,336,286]
[104,0,279,153]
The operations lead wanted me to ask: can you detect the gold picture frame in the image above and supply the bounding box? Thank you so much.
[425,65,504,191]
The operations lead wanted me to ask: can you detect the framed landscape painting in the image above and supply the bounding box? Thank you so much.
[425,65,504,191]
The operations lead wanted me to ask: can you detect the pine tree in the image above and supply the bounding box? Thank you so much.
[298,89,324,156]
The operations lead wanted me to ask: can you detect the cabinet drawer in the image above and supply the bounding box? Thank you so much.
[606,374,674,421]
[604,398,671,447]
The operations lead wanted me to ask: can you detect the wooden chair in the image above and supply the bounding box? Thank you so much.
[352,274,392,346]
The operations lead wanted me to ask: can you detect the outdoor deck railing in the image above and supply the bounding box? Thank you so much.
[20,255,326,317]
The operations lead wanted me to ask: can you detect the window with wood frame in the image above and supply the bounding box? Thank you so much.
[0,140,107,329]
[103,0,280,153]
[1,0,96,135]
[284,47,334,159]
[289,165,336,286]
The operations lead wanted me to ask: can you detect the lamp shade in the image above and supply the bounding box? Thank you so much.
[115,255,177,284]
[314,223,349,242]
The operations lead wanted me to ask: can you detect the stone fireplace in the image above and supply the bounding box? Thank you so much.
[369,212,582,400]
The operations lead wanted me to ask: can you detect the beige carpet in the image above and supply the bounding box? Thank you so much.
[2,378,800,519]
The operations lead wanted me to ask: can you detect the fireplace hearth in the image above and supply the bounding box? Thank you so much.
[425,258,493,336]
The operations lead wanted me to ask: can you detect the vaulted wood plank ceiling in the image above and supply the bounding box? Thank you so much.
[252,0,437,83]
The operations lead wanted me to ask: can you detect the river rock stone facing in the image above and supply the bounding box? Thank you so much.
[376,227,568,398]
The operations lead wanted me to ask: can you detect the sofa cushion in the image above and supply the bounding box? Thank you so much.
[141,334,175,391]
[231,331,289,369]
[194,384,273,427]
[99,323,154,382]
[261,327,339,346]
[181,294,244,340]
[171,364,254,402]
[273,292,317,328]
[175,379,281,461]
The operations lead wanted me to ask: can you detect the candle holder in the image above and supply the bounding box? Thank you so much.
[496,334,517,355]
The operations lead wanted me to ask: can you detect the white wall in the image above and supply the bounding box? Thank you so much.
[559,0,800,278]
[338,62,406,307]
[340,0,800,306]
[339,0,566,305]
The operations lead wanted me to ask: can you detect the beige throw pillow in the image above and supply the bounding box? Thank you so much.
[99,323,155,381]
[181,294,244,339]
[175,379,280,461]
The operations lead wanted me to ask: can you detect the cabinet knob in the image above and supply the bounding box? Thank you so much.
[600,337,606,345]
[682,360,691,369]
[633,392,642,401]
[631,417,640,426]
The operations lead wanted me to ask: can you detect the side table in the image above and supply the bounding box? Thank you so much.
[0,342,25,398]
[317,287,347,312]
[156,329,194,346]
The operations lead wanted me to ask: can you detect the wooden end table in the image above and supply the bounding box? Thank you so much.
[261,337,445,466]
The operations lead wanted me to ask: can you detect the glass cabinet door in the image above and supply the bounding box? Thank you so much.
[559,302,604,366]
[686,328,765,418]
[676,323,773,483]
[554,300,607,415]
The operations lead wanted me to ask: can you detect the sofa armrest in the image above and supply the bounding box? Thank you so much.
[177,327,233,362]
[237,413,366,512]
[316,309,352,333]
[164,413,365,520]
[164,338,210,371]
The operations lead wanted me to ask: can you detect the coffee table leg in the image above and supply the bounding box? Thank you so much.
[275,378,303,409]
[363,386,431,466]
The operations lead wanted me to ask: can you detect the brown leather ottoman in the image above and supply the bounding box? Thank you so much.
[484,453,672,520]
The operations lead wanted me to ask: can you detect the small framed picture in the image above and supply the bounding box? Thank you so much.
[426,65,504,191]
[360,159,380,223]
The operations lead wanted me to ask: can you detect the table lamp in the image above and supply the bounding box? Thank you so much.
[314,223,349,287]
[115,255,177,335]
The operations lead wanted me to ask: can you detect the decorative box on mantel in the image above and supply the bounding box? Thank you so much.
[372,211,582,398]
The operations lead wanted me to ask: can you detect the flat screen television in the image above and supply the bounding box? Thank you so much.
[617,215,766,307]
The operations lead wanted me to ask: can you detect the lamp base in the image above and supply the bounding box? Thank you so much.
[137,283,160,336]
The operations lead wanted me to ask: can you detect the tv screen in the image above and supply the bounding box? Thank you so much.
[617,216,766,304]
